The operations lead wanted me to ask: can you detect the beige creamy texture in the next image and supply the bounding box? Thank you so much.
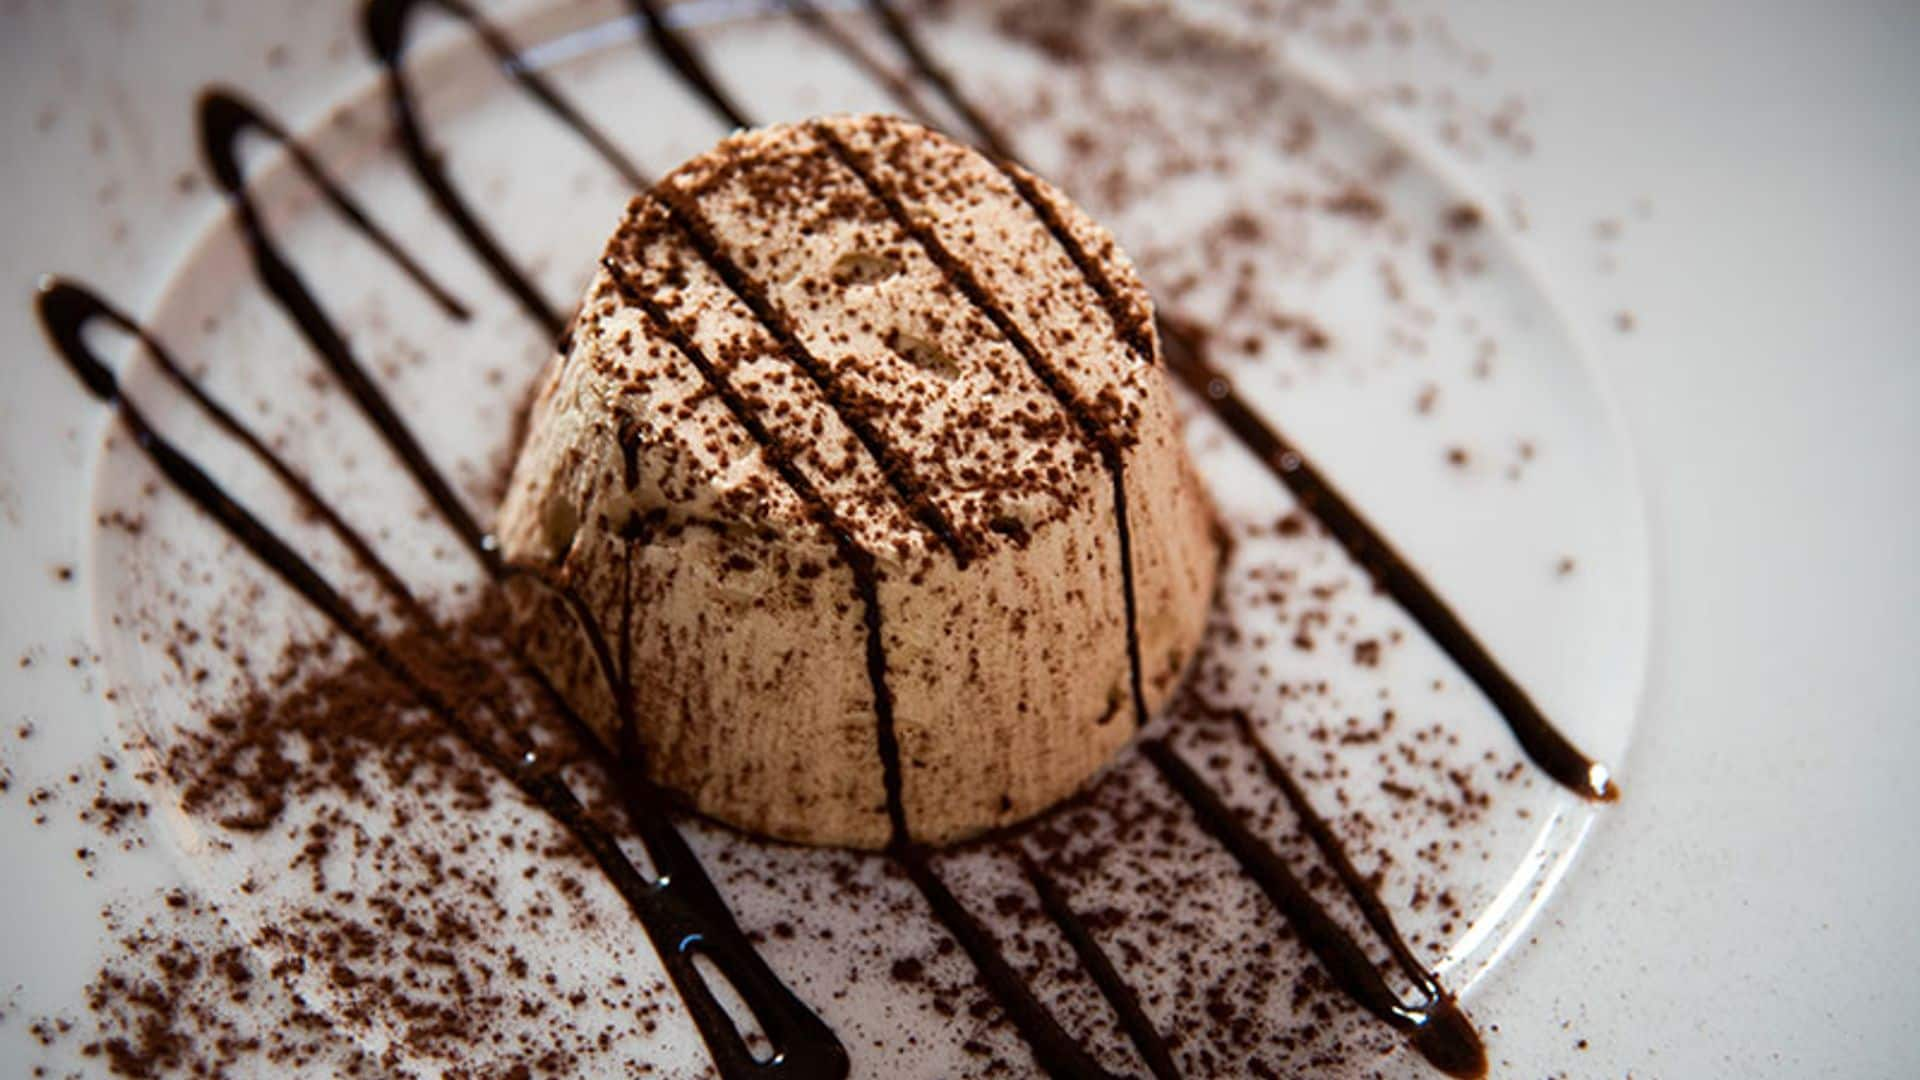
[497,115,1217,848]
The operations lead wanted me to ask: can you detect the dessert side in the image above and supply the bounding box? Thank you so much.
[496,113,1220,848]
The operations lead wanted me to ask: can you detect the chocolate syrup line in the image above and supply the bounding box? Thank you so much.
[37,287,487,745]
[627,0,754,130]
[1157,326,1615,803]
[199,90,469,320]
[606,248,1120,1079]
[863,0,1017,163]
[1190,697,1490,1075]
[629,1,946,184]
[613,9,974,573]
[594,21,1163,1067]
[351,0,717,756]
[198,87,496,574]
[202,191,810,1060]
[899,848,1122,1080]
[33,231,580,785]
[992,163,1156,369]
[600,21,1149,1068]
[599,255,910,842]
[41,270,548,772]
[838,1,1616,807]
[811,122,1150,735]
[649,190,972,569]
[1201,697,1437,990]
[38,277,849,1080]
[1018,851,1181,1080]
[36,269,438,639]
[347,8,1085,1065]
[499,562,641,750]
[363,0,650,339]
[825,13,1558,1062]
[625,0,984,572]
[1141,738,1487,1079]
[617,543,637,755]
[131,76,828,1070]
[781,0,945,131]
[199,87,646,758]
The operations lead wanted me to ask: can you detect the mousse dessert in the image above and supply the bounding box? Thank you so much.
[497,114,1218,848]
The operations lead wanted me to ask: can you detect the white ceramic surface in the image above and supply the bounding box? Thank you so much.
[1,2,1915,1077]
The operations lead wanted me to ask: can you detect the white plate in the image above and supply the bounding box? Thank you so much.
[5,1,1914,1078]
[18,0,1648,1075]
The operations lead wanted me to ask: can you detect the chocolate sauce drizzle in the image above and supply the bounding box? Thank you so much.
[1018,850,1180,1080]
[867,8,1610,805]
[628,0,753,129]
[809,122,1150,736]
[991,162,1156,369]
[37,279,849,1079]
[1157,326,1616,803]
[863,0,1019,164]
[899,847,1120,1079]
[597,255,912,841]
[199,84,643,772]
[350,10,1105,1073]
[30,254,429,637]
[602,255,1115,1074]
[613,195,1119,1080]
[1142,737,1485,1078]
[783,0,944,130]
[617,543,638,752]
[198,86,495,571]
[647,187,974,567]
[196,78,839,1063]
[363,0,648,338]
[777,11,1544,1076]
[30,2,1623,1076]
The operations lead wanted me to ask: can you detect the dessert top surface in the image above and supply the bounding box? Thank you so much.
[559,114,1160,565]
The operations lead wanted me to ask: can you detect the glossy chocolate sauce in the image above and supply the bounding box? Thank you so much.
[49,110,849,1080]
[809,121,1151,736]
[598,261,1097,1075]
[648,184,974,568]
[354,8,1155,1065]
[1144,736,1484,1079]
[1157,326,1617,804]
[29,2,1625,1077]
[198,87,495,570]
[645,8,1495,1074]
[845,0,1612,804]
[899,847,1121,1080]
[199,84,646,781]
[595,256,913,844]
[1018,850,1180,1080]
[364,0,646,338]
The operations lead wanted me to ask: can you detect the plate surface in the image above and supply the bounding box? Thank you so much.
[12,1,1674,1076]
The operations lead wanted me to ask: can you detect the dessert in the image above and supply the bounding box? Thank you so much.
[27,5,1625,1075]
[496,114,1219,848]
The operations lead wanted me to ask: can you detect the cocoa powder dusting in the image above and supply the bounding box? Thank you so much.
[25,593,683,1077]
[8,0,1617,1073]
